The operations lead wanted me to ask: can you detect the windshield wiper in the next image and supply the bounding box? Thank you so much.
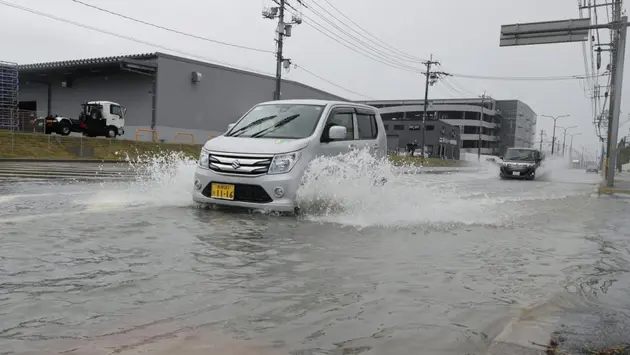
[250,114,300,138]
[228,115,277,137]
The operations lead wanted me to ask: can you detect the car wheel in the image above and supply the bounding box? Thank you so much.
[107,127,117,138]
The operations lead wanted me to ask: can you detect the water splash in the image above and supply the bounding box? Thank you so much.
[79,151,198,210]
[70,149,594,228]
[296,149,506,228]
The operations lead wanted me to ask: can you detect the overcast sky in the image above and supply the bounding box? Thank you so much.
[1,0,627,154]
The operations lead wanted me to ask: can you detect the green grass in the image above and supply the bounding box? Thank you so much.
[1,131,469,167]
[0,131,203,160]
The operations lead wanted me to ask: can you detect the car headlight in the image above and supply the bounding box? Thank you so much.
[268,151,302,174]
[199,149,209,167]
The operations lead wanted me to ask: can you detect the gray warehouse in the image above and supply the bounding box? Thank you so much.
[17,52,345,142]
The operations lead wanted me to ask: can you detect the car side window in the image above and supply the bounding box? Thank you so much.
[322,109,354,141]
[356,111,378,140]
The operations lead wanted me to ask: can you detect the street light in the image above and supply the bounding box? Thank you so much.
[569,132,582,161]
[557,125,578,157]
[541,114,570,155]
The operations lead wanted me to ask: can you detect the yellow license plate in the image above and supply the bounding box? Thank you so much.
[210,183,235,200]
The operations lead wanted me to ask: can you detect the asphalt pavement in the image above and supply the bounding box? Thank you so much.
[0,160,628,355]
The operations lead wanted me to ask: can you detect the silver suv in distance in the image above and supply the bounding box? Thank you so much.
[192,100,387,213]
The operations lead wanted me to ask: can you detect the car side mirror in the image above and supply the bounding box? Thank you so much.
[328,125,347,141]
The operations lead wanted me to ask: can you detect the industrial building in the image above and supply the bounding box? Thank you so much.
[357,98,537,156]
[495,100,537,155]
[15,52,345,142]
[9,52,536,158]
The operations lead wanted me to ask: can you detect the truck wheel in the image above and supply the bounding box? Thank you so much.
[107,126,117,138]
[59,121,71,136]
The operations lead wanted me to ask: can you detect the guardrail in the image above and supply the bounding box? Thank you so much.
[136,128,158,142]
[174,131,194,145]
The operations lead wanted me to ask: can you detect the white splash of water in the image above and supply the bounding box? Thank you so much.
[79,151,198,210]
[296,149,506,228]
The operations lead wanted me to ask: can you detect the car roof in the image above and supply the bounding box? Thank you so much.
[257,99,376,110]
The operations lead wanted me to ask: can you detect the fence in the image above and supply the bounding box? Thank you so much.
[0,130,203,160]
[0,108,42,133]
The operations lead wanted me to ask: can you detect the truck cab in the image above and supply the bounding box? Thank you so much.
[192,99,387,213]
[80,101,126,138]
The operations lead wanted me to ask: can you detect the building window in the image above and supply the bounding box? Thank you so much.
[357,113,378,139]
[409,124,421,130]
[384,124,389,130]
[394,124,405,131]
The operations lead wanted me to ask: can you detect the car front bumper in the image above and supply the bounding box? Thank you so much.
[191,165,302,212]
[500,165,536,178]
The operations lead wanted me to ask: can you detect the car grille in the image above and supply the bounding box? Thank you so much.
[207,152,273,176]
[202,182,273,203]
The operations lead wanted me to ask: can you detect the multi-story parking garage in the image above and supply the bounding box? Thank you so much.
[356,98,537,156]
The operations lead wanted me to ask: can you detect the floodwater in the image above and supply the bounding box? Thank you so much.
[1,153,628,355]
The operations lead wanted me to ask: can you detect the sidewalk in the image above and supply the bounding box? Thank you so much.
[598,172,630,196]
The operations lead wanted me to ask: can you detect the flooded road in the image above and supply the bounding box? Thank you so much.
[1,156,628,355]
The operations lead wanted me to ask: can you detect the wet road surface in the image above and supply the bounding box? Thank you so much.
[1,158,628,355]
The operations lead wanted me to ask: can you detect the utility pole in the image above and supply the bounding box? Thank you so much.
[542,115,570,155]
[477,92,487,161]
[539,129,545,151]
[420,54,440,160]
[569,132,582,162]
[558,125,577,157]
[263,0,301,100]
[605,0,628,187]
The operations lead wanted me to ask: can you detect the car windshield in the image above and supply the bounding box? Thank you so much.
[226,104,325,139]
[504,148,537,161]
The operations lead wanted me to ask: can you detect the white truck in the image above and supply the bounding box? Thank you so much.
[192,99,388,213]
[41,101,126,138]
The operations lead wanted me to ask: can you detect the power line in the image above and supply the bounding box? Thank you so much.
[316,0,426,62]
[306,0,425,63]
[0,0,271,75]
[1,0,370,99]
[71,0,275,54]
[294,65,375,99]
[449,72,609,81]
[286,3,424,73]
[286,8,425,74]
